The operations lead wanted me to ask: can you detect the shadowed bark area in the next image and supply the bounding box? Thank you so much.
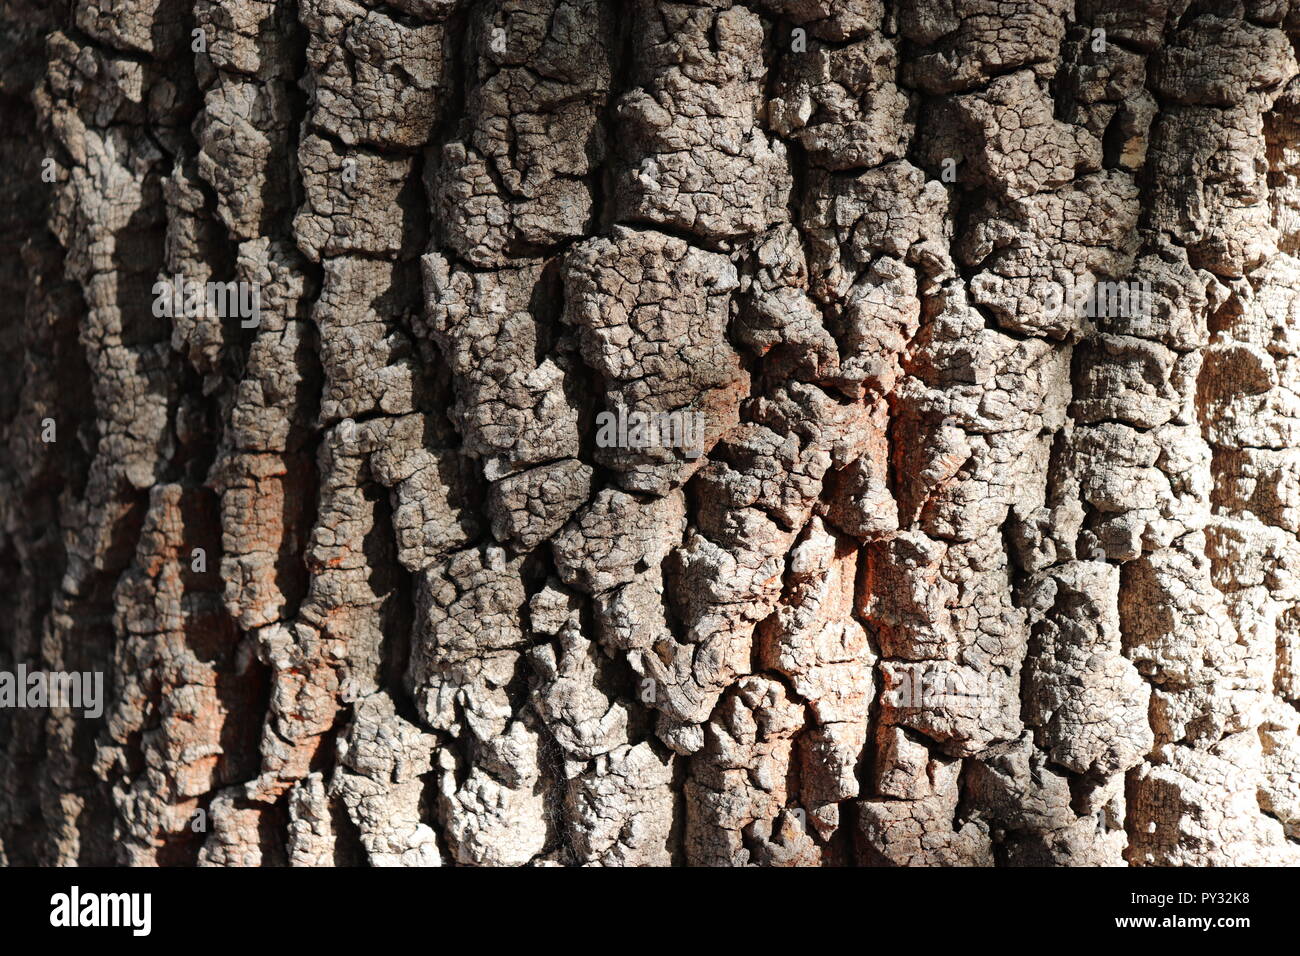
[2,0,1300,867]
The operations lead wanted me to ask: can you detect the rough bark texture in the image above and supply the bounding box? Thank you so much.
[3,0,1300,867]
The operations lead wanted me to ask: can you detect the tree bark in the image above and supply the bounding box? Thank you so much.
[3,0,1300,867]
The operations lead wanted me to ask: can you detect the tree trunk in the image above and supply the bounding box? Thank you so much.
[3,0,1300,867]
